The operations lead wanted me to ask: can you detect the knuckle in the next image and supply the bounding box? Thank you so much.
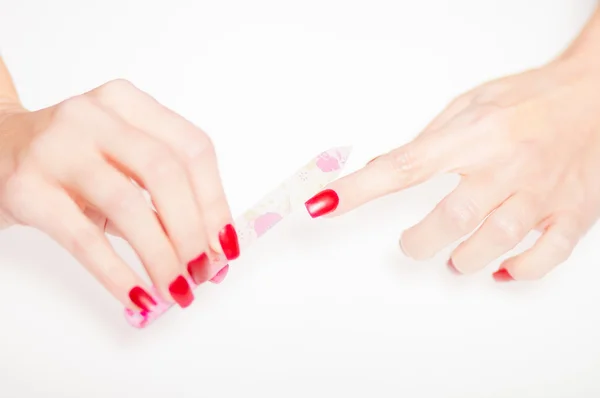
[468,104,498,126]
[95,78,137,98]
[489,216,525,244]
[440,196,480,232]
[55,96,95,120]
[387,146,417,173]
[67,223,106,261]
[449,91,475,109]
[140,144,183,180]
[548,231,576,258]
[181,132,214,164]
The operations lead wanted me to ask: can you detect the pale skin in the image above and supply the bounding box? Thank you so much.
[0,63,237,312]
[312,5,600,281]
[1,6,600,315]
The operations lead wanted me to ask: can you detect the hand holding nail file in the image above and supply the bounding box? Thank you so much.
[125,146,352,328]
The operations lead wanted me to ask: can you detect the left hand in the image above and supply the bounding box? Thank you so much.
[304,54,600,281]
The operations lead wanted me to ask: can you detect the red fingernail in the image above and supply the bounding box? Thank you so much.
[209,264,229,284]
[187,253,211,285]
[169,275,194,308]
[219,224,240,260]
[128,286,157,312]
[492,268,514,282]
[447,259,461,274]
[305,189,339,218]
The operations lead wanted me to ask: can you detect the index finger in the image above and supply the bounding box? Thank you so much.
[305,134,460,218]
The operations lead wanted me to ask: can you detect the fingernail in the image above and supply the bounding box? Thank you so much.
[209,264,229,284]
[128,286,157,312]
[492,268,514,282]
[219,224,240,260]
[447,259,461,274]
[169,275,194,308]
[187,253,210,285]
[305,189,339,218]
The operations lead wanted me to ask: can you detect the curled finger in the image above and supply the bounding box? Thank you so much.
[450,192,539,274]
[63,156,193,308]
[493,215,582,281]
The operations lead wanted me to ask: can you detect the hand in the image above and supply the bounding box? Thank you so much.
[0,79,239,311]
[304,54,600,281]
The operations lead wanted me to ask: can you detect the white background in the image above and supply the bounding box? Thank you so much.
[0,0,599,396]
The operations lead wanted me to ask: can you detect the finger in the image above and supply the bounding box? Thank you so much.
[99,125,208,270]
[450,193,539,274]
[18,177,156,312]
[90,80,238,268]
[209,264,229,284]
[306,133,463,218]
[493,216,582,281]
[64,156,194,308]
[80,99,211,288]
[400,174,511,260]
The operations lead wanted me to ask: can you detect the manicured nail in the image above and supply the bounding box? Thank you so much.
[169,275,194,308]
[447,259,461,274]
[187,253,210,285]
[219,224,240,260]
[209,265,229,284]
[305,189,339,218]
[492,268,514,282]
[128,286,157,312]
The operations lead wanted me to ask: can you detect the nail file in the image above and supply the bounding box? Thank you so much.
[124,146,352,328]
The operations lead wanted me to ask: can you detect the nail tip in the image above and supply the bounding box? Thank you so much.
[219,224,240,261]
[169,275,194,308]
[492,268,514,282]
[304,189,340,218]
[447,259,461,274]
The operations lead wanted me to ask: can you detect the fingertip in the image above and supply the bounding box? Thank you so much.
[492,267,514,282]
[305,189,340,218]
[128,286,158,312]
[209,264,229,284]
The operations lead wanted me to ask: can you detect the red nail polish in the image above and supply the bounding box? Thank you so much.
[447,259,461,274]
[169,276,194,308]
[128,286,157,312]
[187,253,210,285]
[219,224,240,260]
[305,189,339,218]
[209,264,229,284]
[492,268,514,282]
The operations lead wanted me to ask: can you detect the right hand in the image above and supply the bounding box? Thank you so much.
[0,79,239,312]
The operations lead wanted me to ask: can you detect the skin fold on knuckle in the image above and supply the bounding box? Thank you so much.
[181,133,215,168]
[65,223,107,266]
[138,143,184,183]
[488,215,526,246]
[440,196,480,235]
[93,79,137,99]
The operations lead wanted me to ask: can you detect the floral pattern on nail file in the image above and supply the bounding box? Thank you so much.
[124,146,352,328]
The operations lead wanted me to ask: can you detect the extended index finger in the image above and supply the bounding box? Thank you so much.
[306,134,461,218]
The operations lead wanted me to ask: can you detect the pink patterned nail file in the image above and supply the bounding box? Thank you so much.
[124,146,352,328]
